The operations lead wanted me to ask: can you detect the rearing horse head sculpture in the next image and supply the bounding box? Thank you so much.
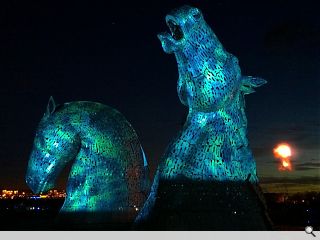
[136,6,269,229]
[157,5,267,181]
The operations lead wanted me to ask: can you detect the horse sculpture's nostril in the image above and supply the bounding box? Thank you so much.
[26,175,42,194]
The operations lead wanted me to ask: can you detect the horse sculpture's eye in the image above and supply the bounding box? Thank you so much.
[193,12,201,20]
[191,8,201,20]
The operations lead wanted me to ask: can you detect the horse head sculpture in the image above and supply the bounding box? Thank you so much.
[26,97,150,224]
[156,5,267,181]
[136,5,269,230]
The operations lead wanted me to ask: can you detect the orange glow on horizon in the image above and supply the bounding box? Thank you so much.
[273,143,293,171]
[273,144,292,158]
[280,159,292,171]
[282,160,289,167]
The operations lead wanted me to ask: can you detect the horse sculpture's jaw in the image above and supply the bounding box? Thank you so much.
[25,167,54,194]
[26,175,48,194]
[26,140,58,195]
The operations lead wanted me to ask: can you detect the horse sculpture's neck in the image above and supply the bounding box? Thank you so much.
[59,103,148,213]
[158,89,256,182]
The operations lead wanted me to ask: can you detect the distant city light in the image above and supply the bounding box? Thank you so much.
[0,189,66,200]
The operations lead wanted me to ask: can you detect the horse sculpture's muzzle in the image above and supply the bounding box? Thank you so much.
[25,171,52,194]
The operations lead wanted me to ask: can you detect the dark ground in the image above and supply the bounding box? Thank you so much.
[0,190,319,231]
[134,180,272,231]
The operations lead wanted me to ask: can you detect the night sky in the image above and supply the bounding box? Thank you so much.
[1,0,319,192]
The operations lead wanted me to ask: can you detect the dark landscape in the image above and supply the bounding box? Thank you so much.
[0,190,319,230]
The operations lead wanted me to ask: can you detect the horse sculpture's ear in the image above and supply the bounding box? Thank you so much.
[241,76,267,95]
[45,96,56,116]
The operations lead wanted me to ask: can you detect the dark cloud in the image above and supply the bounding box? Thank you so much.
[260,176,320,185]
[295,161,320,171]
[255,123,320,153]
[260,182,320,193]
[296,162,320,167]
[267,159,299,164]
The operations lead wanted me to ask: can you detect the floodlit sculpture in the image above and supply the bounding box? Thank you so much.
[136,5,270,230]
[26,97,150,225]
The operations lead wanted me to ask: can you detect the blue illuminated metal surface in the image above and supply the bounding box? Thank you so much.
[137,5,267,222]
[26,97,150,222]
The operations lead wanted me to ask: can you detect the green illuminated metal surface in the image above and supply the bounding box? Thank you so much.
[26,98,150,222]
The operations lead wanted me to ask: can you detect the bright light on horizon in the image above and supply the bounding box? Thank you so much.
[273,143,293,171]
[274,144,292,158]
